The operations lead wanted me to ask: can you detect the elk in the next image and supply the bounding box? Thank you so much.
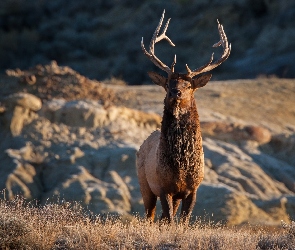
[136,10,231,224]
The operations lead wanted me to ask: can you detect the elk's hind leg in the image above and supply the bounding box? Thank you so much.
[143,191,157,221]
[138,170,157,221]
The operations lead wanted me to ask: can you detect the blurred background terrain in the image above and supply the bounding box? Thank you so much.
[0,0,295,226]
[0,0,294,84]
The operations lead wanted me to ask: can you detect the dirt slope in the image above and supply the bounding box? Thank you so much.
[114,78,295,134]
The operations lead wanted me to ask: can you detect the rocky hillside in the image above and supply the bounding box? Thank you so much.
[0,0,294,84]
[0,61,295,226]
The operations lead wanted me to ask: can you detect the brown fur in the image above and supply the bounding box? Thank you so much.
[136,73,210,223]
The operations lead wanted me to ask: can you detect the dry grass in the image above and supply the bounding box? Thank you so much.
[0,196,295,249]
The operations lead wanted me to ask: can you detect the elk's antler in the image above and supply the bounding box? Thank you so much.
[185,20,231,78]
[141,10,176,75]
[142,12,231,78]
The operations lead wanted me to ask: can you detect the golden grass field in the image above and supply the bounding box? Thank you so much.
[0,196,294,249]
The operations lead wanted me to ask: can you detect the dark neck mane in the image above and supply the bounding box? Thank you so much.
[159,98,202,175]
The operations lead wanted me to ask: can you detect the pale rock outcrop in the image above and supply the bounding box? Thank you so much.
[203,138,291,200]
[285,196,295,220]
[183,138,294,225]
[3,93,42,136]
[40,99,161,130]
[1,143,43,200]
[261,133,295,166]
[194,184,276,226]
[40,99,108,127]
[41,166,131,215]
[242,140,295,193]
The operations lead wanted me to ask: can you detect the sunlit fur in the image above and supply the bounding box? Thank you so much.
[136,73,210,223]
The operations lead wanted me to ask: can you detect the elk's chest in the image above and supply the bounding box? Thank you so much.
[158,111,204,188]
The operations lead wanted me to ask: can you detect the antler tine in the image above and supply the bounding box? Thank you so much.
[141,10,175,75]
[186,20,231,78]
[154,17,175,46]
[186,53,214,75]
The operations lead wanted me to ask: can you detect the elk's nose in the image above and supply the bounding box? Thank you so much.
[170,89,181,98]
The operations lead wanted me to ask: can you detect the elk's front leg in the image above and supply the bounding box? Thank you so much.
[180,190,197,224]
[160,192,174,223]
[173,198,181,217]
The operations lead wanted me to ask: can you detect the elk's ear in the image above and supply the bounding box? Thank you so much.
[192,74,212,90]
[148,71,167,88]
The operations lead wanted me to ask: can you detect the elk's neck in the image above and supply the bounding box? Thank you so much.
[159,98,203,173]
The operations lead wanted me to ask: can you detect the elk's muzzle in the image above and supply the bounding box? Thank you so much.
[169,88,182,99]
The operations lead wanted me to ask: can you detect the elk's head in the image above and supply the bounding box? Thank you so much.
[147,72,212,107]
[141,10,231,109]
